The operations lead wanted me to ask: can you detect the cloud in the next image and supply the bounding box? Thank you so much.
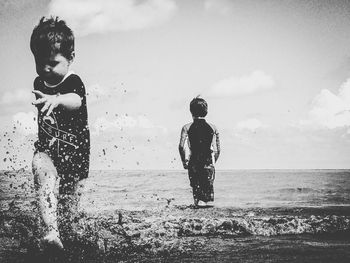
[204,0,232,15]
[236,118,266,132]
[207,70,275,97]
[13,111,37,135]
[301,78,350,130]
[92,114,166,134]
[48,0,177,36]
[1,89,31,105]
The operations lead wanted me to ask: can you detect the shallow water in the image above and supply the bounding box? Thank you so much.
[79,169,350,212]
[2,169,350,211]
[1,169,350,262]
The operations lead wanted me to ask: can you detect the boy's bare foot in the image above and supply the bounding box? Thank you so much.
[198,200,206,206]
[37,231,66,262]
[41,231,64,250]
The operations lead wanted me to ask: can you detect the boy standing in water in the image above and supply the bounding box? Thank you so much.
[179,97,220,207]
[30,17,90,250]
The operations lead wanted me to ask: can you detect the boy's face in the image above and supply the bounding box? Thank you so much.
[35,52,72,85]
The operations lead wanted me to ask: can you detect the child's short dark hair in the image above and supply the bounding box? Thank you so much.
[30,16,74,60]
[190,97,208,118]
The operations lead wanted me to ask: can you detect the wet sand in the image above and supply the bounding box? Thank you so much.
[159,234,350,263]
[1,232,350,262]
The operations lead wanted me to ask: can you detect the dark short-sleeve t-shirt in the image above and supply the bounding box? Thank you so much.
[33,73,90,179]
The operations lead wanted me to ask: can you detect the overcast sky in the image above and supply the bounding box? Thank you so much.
[1,0,350,170]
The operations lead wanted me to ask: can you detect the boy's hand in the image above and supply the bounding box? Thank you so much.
[32,90,60,116]
[183,160,189,170]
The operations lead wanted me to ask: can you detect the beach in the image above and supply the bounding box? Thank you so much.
[1,169,350,262]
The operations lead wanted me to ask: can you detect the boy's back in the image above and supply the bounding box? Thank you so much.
[181,119,219,167]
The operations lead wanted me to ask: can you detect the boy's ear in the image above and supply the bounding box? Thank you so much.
[69,51,75,62]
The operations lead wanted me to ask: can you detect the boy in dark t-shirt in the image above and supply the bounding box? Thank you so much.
[179,97,220,207]
[30,17,90,250]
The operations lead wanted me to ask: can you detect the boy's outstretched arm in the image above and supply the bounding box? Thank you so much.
[32,90,81,116]
[178,126,189,169]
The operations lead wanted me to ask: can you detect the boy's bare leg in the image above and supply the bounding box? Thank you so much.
[32,152,63,249]
[194,197,199,207]
[193,190,199,207]
[58,175,82,238]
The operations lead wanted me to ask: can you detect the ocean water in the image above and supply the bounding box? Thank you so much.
[79,169,350,211]
[1,169,350,262]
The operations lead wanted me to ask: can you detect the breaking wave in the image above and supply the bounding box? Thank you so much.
[1,205,350,261]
